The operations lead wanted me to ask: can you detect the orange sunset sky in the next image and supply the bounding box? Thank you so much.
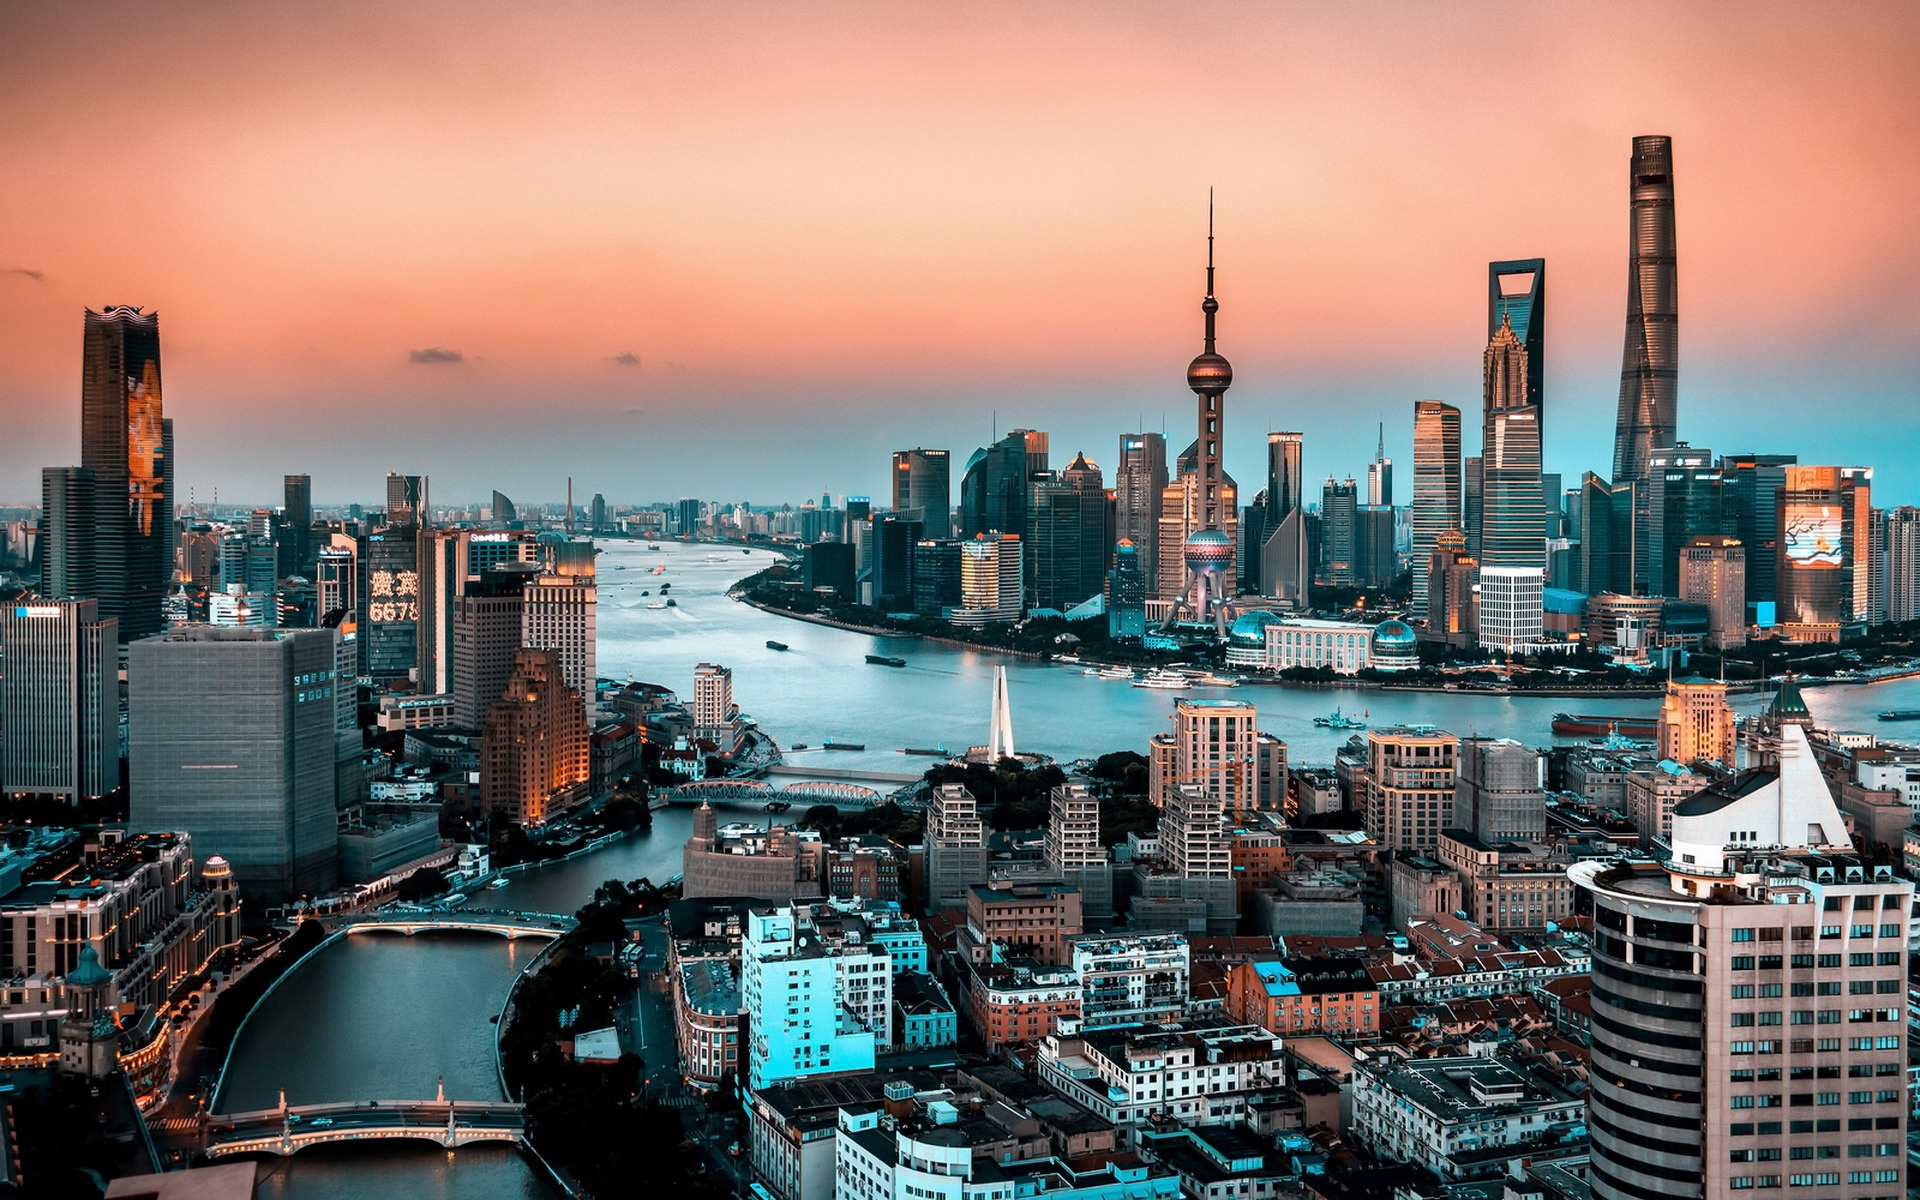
[2,1,1916,507]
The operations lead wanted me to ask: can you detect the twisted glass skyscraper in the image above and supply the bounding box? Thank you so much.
[1614,135,1678,592]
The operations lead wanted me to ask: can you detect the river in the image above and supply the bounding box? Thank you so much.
[218,538,1920,1196]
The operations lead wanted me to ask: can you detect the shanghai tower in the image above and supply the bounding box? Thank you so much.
[80,306,171,641]
[1613,136,1677,590]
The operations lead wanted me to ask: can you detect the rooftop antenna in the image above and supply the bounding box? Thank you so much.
[565,477,574,534]
[1376,422,1386,462]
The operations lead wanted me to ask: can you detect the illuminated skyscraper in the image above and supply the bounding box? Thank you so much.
[479,648,588,827]
[69,307,171,641]
[1722,453,1796,606]
[1488,258,1545,428]
[1114,432,1168,588]
[891,448,952,537]
[1410,400,1462,612]
[1027,453,1107,610]
[1165,197,1236,635]
[1258,431,1309,605]
[1614,135,1679,593]
[1776,466,1872,640]
[1479,309,1544,571]
[1678,535,1746,650]
[1646,443,1727,597]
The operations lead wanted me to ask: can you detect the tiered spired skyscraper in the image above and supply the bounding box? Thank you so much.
[1614,135,1679,592]
[1165,197,1236,635]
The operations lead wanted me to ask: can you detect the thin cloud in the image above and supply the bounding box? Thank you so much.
[407,347,464,364]
[7,267,45,281]
[612,351,641,366]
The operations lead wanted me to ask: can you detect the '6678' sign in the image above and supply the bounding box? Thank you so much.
[368,569,420,623]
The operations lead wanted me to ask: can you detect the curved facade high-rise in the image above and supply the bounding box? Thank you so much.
[1614,135,1678,592]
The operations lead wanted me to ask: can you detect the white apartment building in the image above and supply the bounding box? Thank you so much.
[1352,1055,1584,1180]
[1038,1021,1285,1129]
[1071,934,1191,1028]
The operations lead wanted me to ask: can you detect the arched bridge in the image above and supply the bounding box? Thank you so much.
[334,908,576,939]
[664,778,886,809]
[201,1099,524,1159]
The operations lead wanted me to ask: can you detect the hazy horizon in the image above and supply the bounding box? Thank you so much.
[4,2,1916,508]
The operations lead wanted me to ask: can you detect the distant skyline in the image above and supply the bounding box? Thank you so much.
[3,2,1916,508]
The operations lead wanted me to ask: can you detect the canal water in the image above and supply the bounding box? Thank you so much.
[222,538,1920,1196]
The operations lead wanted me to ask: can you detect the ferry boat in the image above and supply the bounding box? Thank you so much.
[1877,710,1920,722]
[485,877,509,891]
[1134,670,1190,690]
[1054,654,1082,665]
[866,654,907,667]
[1313,707,1367,729]
[1097,666,1136,680]
[1190,673,1240,688]
[1552,712,1657,739]
[766,640,790,651]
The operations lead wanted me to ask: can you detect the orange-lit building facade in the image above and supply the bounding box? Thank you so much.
[480,648,589,826]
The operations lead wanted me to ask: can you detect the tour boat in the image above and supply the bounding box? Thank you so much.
[1097,666,1136,680]
[1133,670,1190,690]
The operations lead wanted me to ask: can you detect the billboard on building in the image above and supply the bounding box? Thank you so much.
[1783,503,1844,569]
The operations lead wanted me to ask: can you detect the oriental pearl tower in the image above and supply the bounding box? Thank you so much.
[1168,193,1236,638]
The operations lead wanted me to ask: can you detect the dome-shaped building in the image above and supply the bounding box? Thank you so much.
[1225,610,1285,669]
[1371,619,1419,672]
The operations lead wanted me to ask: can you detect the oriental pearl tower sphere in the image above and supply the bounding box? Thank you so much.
[1171,193,1236,638]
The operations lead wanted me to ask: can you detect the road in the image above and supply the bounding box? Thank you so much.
[623,916,752,1197]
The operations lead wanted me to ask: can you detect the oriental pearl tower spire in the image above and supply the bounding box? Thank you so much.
[1169,191,1237,638]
